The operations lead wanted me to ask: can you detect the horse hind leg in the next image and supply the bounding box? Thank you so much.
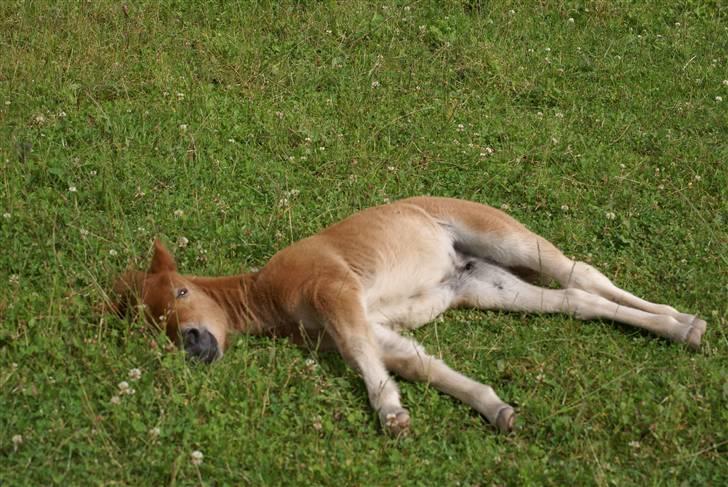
[448,211,706,349]
[455,258,705,349]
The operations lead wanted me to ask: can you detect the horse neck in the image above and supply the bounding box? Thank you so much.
[189,273,266,333]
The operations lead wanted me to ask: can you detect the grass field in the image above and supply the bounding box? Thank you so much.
[1,1,726,484]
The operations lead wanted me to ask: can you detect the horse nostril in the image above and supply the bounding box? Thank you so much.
[183,327,200,346]
[181,327,220,364]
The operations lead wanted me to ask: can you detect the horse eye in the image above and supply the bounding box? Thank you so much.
[176,288,189,299]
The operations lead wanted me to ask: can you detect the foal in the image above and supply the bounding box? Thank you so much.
[112,197,706,434]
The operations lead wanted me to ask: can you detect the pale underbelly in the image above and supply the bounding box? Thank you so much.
[366,285,456,330]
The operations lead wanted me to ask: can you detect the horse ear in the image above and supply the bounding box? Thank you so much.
[108,270,147,317]
[149,240,177,274]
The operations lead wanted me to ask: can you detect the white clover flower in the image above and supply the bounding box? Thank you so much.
[318,146,325,151]
[149,427,161,438]
[34,114,46,124]
[179,124,188,131]
[110,395,121,405]
[312,417,323,431]
[605,211,616,220]
[89,170,97,176]
[227,138,236,144]
[568,18,574,23]
[2,212,10,219]
[561,204,569,211]
[174,209,184,218]
[118,381,130,393]
[304,137,312,143]
[176,92,185,100]
[371,80,380,88]
[177,236,189,248]
[109,249,118,256]
[508,9,515,15]
[722,79,728,86]
[555,112,564,118]
[457,123,465,132]
[190,450,204,466]
[304,358,318,372]
[4,101,10,105]
[12,434,23,448]
[500,203,511,211]
[9,275,20,285]
[716,96,723,102]
[628,440,641,449]
[58,111,67,118]
[68,185,77,193]
[80,228,89,238]
[128,368,142,381]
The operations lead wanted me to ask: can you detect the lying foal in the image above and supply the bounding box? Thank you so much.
[112,197,706,434]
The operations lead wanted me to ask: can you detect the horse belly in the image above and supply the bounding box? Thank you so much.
[368,285,455,330]
[364,235,457,330]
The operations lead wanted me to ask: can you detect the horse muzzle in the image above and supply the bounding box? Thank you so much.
[181,327,220,363]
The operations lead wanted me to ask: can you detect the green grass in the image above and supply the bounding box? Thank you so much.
[1,0,726,484]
